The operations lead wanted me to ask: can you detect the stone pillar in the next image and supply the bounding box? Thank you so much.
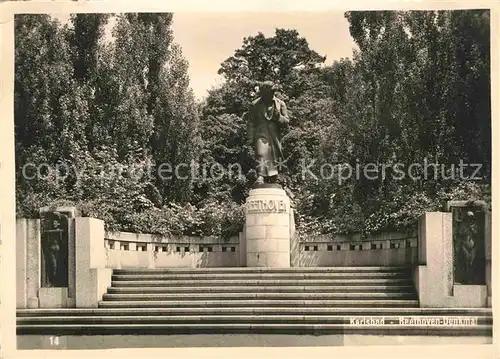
[485,212,492,308]
[290,208,300,267]
[75,218,112,308]
[16,219,28,308]
[14,218,44,309]
[245,187,291,267]
[22,219,41,309]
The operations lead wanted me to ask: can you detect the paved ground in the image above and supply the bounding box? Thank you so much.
[17,334,492,350]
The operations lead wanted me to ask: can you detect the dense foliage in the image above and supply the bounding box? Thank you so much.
[15,11,491,238]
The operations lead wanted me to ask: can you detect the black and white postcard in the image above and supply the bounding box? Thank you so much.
[0,1,498,358]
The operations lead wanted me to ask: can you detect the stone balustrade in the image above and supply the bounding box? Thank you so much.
[298,232,418,267]
[104,231,244,268]
[102,229,418,268]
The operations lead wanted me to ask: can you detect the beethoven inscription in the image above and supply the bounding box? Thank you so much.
[246,199,288,213]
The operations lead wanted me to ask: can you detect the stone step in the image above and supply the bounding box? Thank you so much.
[101,292,417,301]
[111,278,414,287]
[16,322,492,336]
[97,299,419,308]
[17,307,493,317]
[111,272,411,281]
[107,285,416,294]
[113,267,412,274]
[17,315,492,325]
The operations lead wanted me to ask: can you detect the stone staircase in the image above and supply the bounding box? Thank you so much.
[17,267,492,336]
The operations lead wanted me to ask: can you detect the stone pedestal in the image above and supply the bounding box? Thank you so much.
[39,288,69,308]
[245,187,291,267]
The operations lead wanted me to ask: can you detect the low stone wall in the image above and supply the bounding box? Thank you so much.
[104,231,244,268]
[298,232,418,267]
[103,230,418,268]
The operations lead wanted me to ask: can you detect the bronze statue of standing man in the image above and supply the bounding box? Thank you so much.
[245,81,290,186]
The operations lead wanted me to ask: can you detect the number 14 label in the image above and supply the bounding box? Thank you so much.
[48,336,65,348]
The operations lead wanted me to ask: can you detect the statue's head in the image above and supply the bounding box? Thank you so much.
[259,81,278,101]
[49,211,67,229]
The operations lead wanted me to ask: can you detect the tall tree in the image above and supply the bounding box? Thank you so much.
[15,15,92,215]
[69,14,110,83]
[111,13,201,204]
[329,9,492,232]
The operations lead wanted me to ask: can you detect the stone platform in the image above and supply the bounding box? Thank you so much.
[17,267,492,338]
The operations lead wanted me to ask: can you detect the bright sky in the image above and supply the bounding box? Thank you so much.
[171,12,357,99]
[52,12,357,100]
